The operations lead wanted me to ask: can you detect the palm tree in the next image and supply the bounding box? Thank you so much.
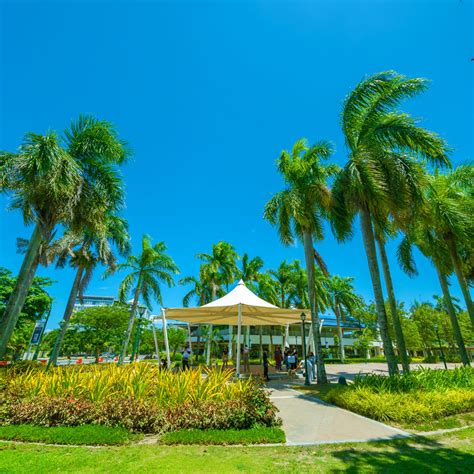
[108,235,179,364]
[399,225,471,366]
[265,138,339,384]
[268,261,297,308]
[179,275,211,307]
[240,253,264,290]
[47,214,130,367]
[423,167,474,326]
[255,272,279,306]
[333,71,449,375]
[197,242,239,364]
[325,276,363,362]
[0,116,129,358]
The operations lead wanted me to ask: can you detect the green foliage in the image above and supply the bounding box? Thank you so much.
[0,267,52,358]
[0,423,140,445]
[326,368,474,425]
[160,425,285,445]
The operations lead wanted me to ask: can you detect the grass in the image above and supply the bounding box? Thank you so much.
[160,426,285,445]
[0,427,472,473]
[0,424,142,445]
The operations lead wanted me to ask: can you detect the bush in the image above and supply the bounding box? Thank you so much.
[325,367,474,425]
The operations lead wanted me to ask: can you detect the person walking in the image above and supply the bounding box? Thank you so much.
[222,346,229,370]
[308,351,316,380]
[263,350,270,382]
[181,346,191,371]
[243,345,250,373]
[283,348,289,371]
[274,346,282,371]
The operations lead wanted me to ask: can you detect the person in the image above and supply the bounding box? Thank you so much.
[243,345,250,373]
[274,346,282,371]
[262,350,270,382]
[308,351,317,380]
[283,348,289,371]
[287,351,296,376]
[222,346,229,369]
[181,346,191,371]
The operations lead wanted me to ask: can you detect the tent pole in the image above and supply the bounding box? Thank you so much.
[236,304,242,378]
[152,318,161,361]
[228,325,233,359]
[187,323,193,366]
[284,323,289,349]
[161,308,171,368]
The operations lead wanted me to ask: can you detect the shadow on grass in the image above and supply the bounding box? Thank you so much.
[332,436,474,473]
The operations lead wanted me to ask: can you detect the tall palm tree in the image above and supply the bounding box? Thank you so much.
[240,253,264,290]
[108,235,179,364]
[0,116,129,358]
[332,71,449,375]
[423,167,474,326]
[265,138,339,384]
[268,261,297,308]
[325,276,363,362]
[179,275,211,307]
[255,272,279,306]
[197,242,239,364]
[47,214,130,367]
[399,225,471,366]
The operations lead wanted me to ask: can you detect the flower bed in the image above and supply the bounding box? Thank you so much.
[0,365,280,433]
[325,367,474,425]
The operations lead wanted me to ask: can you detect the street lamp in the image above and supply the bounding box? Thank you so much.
[434,325,448,370]
[300,312,310,386]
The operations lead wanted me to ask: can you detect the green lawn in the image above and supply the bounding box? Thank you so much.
[160,426,285,445]
[0,424,142,445]
[0,428,472,473]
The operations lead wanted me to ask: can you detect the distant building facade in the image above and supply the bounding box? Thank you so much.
[74,295,116,311]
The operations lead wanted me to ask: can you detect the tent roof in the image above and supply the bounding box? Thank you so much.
[164,280,308,325]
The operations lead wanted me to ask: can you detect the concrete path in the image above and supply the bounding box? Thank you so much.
[269,384,409,445]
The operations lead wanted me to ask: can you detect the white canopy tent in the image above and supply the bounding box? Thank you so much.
[163,280,310,377]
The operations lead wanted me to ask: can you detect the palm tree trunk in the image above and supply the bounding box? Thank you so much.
[119,278,141,365]
[47,264,85,368]
[0,224,43,359]
[445,236,474,327]
[334,303,345,362]
[359,206,398,376]
[435,265,471,366]
[376,235,410,373]
[303,230,327,384]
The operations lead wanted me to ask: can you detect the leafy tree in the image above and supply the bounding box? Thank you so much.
[107,235,179,364]
[48,213,130,366]
[0,268,52,359]
[0,116,129,358]
[265,138,339,384]
[267,261,297,308]
[332,71,449,375]
[240,253,264,290]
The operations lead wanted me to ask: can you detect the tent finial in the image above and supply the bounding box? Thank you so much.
[238,279,245,285]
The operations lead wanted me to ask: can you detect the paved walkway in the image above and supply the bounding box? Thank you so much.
[268,384,409,445]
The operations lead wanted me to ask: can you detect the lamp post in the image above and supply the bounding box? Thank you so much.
[301,312,310,386]
[434,325,448,370]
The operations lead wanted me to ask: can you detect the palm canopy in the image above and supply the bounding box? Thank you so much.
[333,71,449,238]
[111,235,179,309]
[240,253,264,285]
[324,275,363,319]
[264,139,338,244]
[179,275,212,307]
[197,241,240,295]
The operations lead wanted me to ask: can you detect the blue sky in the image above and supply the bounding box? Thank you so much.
[1,0,473,328]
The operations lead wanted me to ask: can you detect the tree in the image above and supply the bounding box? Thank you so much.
[48,213,130,367]
[265,138,339,384]
[197,241,239,364]
[325,275,363,362]
[107,235,179,364]
[0,116,129,358]
[399,222,471,365]
[179,275,211,307]
[333,71,449,375]
[423,167,474,326]
[167,327,187,360]
[0,267,52,359]
[240,253,264,291]
[267,261,297,308]
[71,304,130,362]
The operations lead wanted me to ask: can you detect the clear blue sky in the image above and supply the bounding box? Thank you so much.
[1,0,472,328]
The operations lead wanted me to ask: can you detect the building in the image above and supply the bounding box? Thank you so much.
[74,295,116,311]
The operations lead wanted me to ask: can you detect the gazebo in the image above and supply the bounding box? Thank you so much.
[162,280,310,377]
